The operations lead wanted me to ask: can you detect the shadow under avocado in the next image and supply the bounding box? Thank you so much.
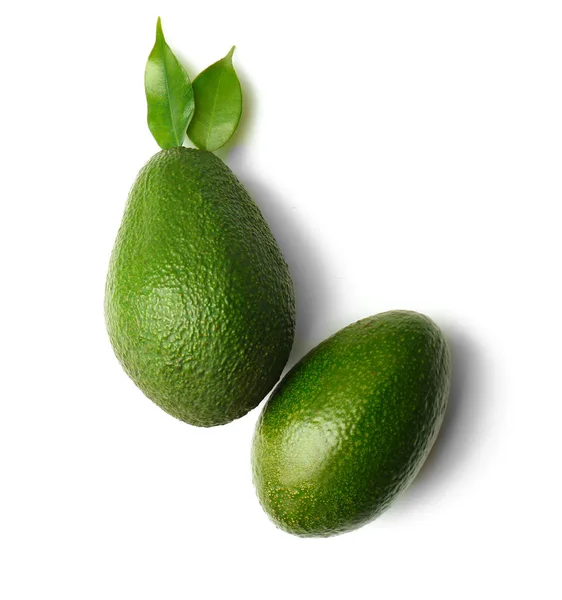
[378,324,488,522]
[217,74,335,369]
[227,148,335,368]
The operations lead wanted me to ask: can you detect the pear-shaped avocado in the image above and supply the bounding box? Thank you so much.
[105,147,295,426]
[252,310,450,536]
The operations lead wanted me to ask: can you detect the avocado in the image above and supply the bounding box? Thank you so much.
[252,310,451,536]
[105,147,295,426]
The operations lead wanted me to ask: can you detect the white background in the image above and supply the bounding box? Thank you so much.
[1,1,561,598]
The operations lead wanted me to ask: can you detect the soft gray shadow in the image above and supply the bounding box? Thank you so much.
[227,62,255,147]
[214,62,256,157]
[214,67,334,365]
[380,324,489,519]
[225,147,334,366]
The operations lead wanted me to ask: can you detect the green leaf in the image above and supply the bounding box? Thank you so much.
[187,47,243,152]
[145,17,194,149]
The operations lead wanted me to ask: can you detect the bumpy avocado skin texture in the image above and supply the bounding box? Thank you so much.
[105,147,295,427]
[252,310,451,537]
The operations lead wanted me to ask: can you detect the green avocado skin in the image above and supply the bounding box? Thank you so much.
[252,310,451,537]
[105,147,295,427]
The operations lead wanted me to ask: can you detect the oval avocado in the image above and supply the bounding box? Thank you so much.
[105,147,295,426]
[252,310,451,536]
